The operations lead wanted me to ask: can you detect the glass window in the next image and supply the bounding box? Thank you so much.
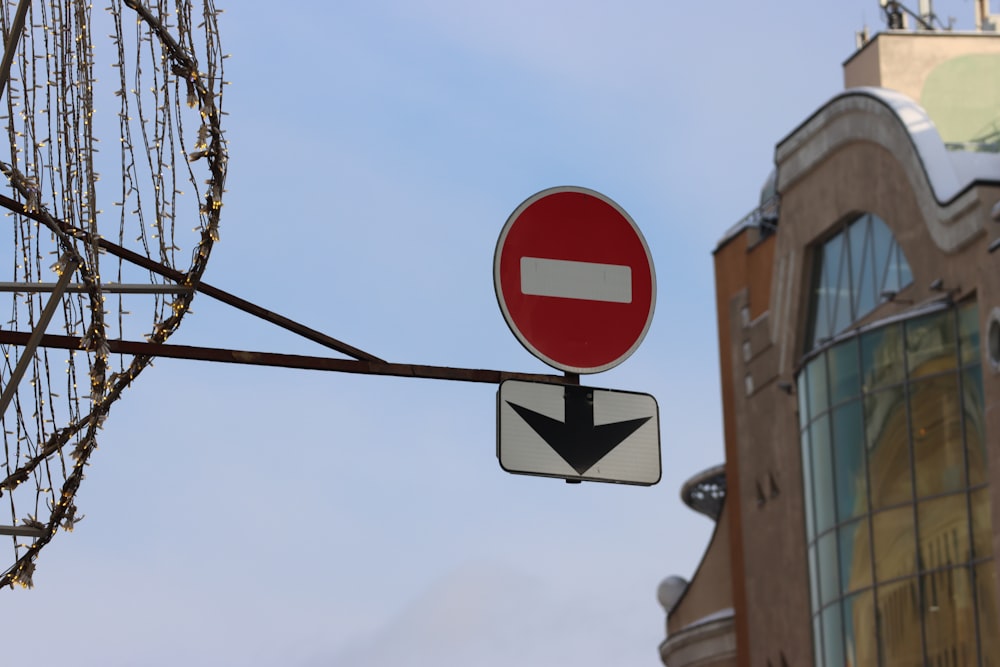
[910,374,965,498]
[806,354,829,424]
[917,494,970,569]
[799,300,994,666]
[802,428,816,541]
[865,386,912,509]
[806,213,912,350]
[894,243,914,290]
[829,337,861,404]
[963,366,987,482]
[958,302,980,366]
[814,614,825,667]
[823,234,847,334]
[905,310,957,380]
[843,590,876,667]
[861,324,905,391]
[810,543,821,613]
[839,518,871,594]
[873,507,916,582]
[822,602,845,667]
[971,487,993,560]
[829,237,854,336]
[869,215,894,294]
[922,567,977,663]
[812,414,836,534]
[976,562,1000,664]
[834,399,866,521]
[798,371,811,428]
[819,530,841,606]
[849,216,876,319]
[876,577,923,665]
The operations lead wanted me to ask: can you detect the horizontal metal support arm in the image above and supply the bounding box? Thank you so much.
[0,282,194,294]
[0,525,45,538]
[0,329,568,386]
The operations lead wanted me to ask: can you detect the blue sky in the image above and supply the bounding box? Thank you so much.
[3,1,987,665]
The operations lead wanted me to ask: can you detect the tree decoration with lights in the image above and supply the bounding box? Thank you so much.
[0,0,226,589]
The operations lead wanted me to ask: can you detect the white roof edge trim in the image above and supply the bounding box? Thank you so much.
[679,607,735,631]
[774,87,999,252]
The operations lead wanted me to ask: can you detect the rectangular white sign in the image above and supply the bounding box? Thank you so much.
[497,380,660,486]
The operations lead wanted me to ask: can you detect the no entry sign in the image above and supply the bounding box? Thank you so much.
[494,187,656,374]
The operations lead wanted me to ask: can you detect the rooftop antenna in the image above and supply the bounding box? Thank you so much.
[918,0,934,28]
[976,0,998,31]
[881,0,907,29]
[880,0,943,30]
[856,25,872,49]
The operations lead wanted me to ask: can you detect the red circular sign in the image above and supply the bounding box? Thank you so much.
[494,186,655,374]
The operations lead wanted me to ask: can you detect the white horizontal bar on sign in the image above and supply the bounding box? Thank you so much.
[520,257,632,304]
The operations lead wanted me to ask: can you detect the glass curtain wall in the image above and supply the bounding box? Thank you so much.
[798,301,999,666]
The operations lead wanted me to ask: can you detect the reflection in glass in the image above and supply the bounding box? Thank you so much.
[861,325,904,391]
[819,531,840,607]
[849,216,875,319]
[839,518,871,594]
[834,400,866,521]
[971,487,993,560]
[814,614,825,667]
[917,494,970,569]
[865,386,911,509]
[976,562,1000,664]
[873,507,916,582]
[843,590,876,666]
[895,243,914,289]
[958,302,979,366]
[830,236,854,336]
[964,366,987,483]
[807,213,913,349]
[802,428,816,540]
[798,370,811,428]
[829,337,860,405]
[822,602,845,667]
[800,301,995,666]
[910,374,965,498]
[807,354,829,425]
[810,543,820,613]
[812,415,836,534]
[870,213,893,287]
[905,309,957,379]
[877,577,923,666]
[921,567,977,665]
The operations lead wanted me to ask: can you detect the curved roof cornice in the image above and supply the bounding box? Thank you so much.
[775,87,1000,252]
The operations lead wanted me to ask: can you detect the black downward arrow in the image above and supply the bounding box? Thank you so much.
[507,385,652,475]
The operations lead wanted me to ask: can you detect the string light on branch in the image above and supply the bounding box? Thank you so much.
[0,0,226,590]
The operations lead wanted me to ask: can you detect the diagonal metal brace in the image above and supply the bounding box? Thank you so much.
[0,0,31,104]
[0,253,79,418]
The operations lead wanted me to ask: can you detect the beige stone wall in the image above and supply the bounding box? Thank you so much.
[715,254,811,667]
[667,504,734,636]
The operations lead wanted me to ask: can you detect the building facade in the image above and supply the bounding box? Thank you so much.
[660,24,1000,667]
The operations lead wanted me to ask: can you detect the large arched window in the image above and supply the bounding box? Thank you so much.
[807,213,913,350]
